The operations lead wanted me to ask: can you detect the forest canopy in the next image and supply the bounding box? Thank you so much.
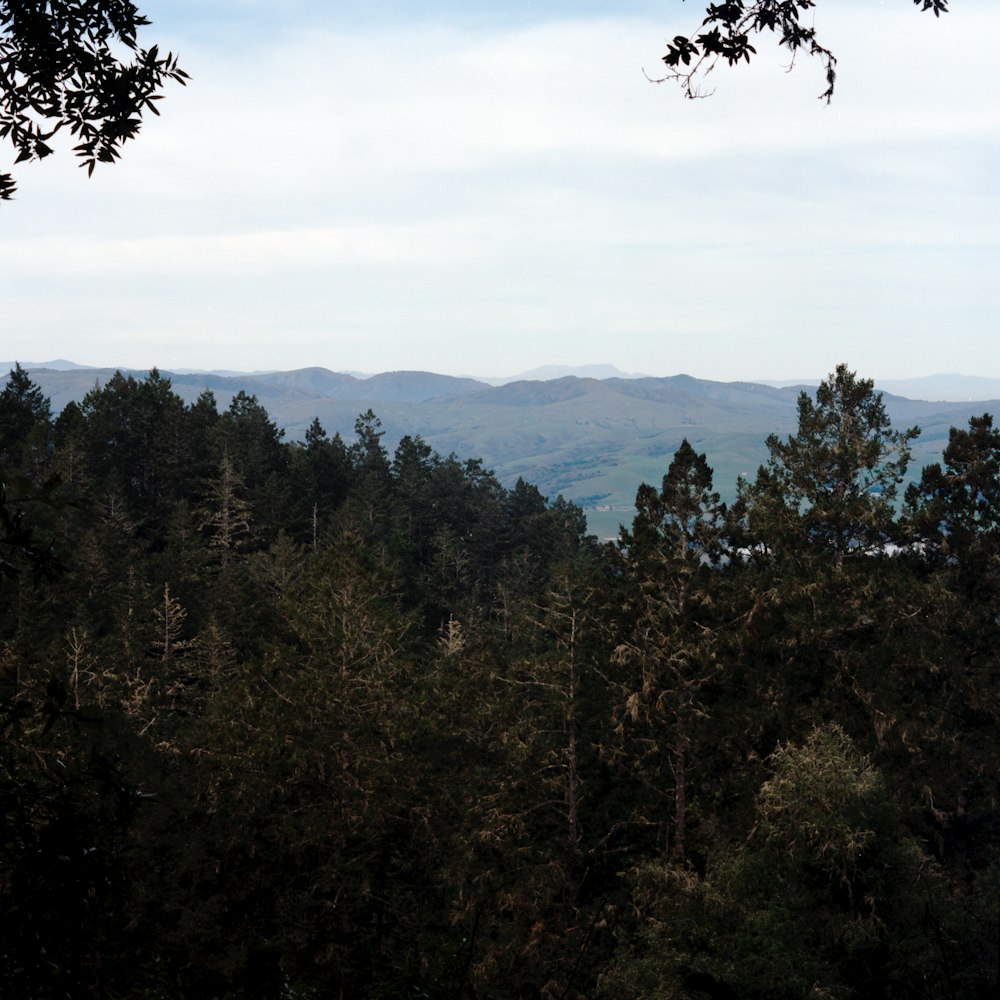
[2,362,1000,998]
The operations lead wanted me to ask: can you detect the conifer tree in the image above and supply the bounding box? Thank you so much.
[737,363,919,570]
[605,724,947,1000]
[200,451,252,567]
[614,440,730,860]
[0,363,51,472]
[906,412,1000,597]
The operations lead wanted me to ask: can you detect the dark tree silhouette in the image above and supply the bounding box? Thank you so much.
[657,0,949,102]
[0,0,187,199]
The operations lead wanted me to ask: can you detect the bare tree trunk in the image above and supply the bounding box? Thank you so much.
[672,737,687,861]
[567,615,579,848]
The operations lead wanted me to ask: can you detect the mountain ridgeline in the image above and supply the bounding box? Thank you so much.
[2,362,1000,999]
[7,363,999,537]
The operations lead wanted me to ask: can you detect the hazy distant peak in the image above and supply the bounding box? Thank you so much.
[8,362,998,405]
[874,374,1000,403]
[755,378,822,389]
[481,363,650,386]
[758,374,1000,403]
[1,359,99,372]
[167,367,280,377]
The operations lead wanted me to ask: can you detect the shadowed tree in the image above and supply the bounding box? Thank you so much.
[736,364,919,572]
[199,451,252,569]
[292,417,350,548]
[725,369,948,817]
[902,414,1000,872]
[0,364,51,472]
[603,724,949,1000]
[905,412,1000,600]
[614,440,730,861]
[215,392,286,541]
[0,476,65,586]
[78,369,187,521]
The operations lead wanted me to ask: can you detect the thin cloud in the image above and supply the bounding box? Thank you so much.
[3,4,998,380]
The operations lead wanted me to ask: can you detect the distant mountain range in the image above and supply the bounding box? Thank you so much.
[6,362,999,538]
[762,374,1000,402]
[10,361,999,402]
[474,363,652,385]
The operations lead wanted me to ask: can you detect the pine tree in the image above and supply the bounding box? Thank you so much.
[200,451,252,567]
[906,412,1000,594]
[614,440,730,860]
[737,363,919,571]
[604,725,948,1000]
[0,363,51,472]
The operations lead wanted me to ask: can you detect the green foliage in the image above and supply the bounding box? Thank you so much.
[79,369,189,521]
[605,726,944,1000]
[623,438,728,570]
[0,676,144,999]
[614,440,733,861]
[0,474,66,584]
[2,365,1000,999]
[736,364,919,570]
[0,362,51,470]
[711,726,944,999]
[905,412,1000,593]
[15,365,995,528]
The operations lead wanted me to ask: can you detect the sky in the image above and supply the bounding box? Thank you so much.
[2,0,998,382]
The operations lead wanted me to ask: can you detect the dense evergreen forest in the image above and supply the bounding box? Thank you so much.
[2,361,1000,1000]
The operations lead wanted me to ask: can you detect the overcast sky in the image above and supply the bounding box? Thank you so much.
[3,0,997,382]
